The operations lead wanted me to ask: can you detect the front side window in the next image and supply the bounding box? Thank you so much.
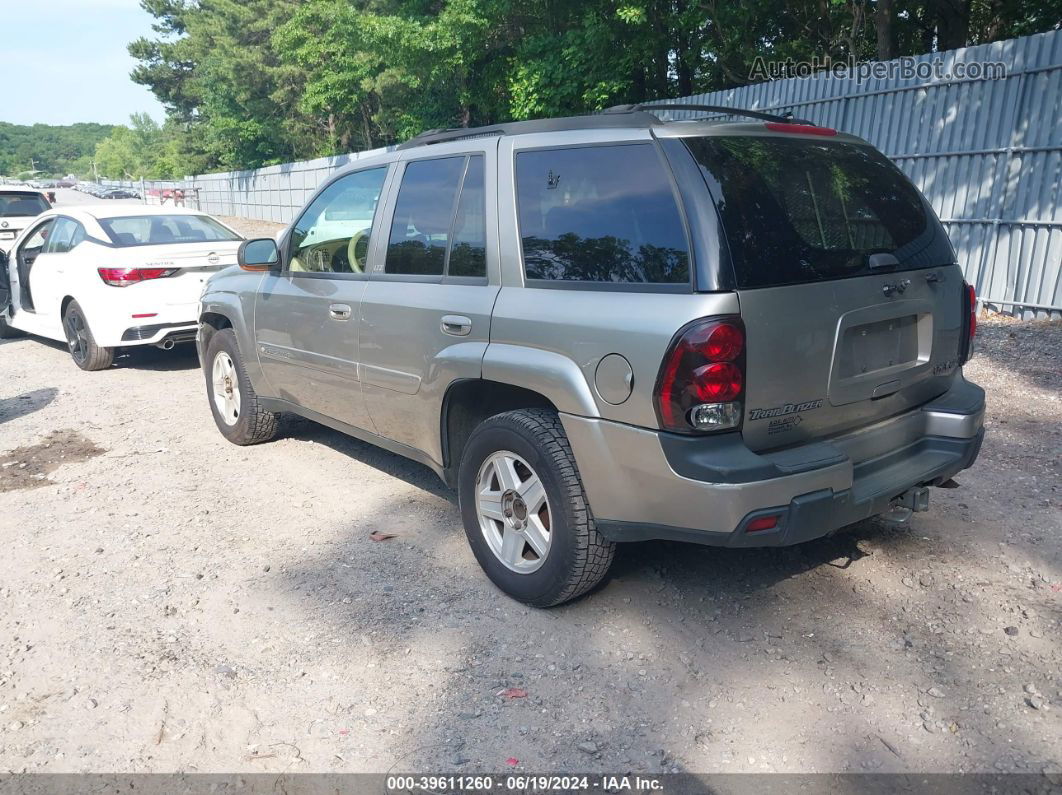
[22,219,55,252]
[289,167,388,274]
[516,143,690,285]
[100,215,241,247]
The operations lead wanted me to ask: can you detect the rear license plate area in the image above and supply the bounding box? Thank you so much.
[837,315,919,377]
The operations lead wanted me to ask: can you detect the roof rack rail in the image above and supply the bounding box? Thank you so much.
[605,103,813,125]
[395,103,817,150]
[396,127,507,150]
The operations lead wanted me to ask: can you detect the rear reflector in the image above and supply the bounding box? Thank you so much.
[961,281,977,363]
[131,313,158,319]
[764,122,837,137]
[98,268,176,287]
[746,515,780,533]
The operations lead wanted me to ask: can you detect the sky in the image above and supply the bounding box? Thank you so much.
[4,0,167,126]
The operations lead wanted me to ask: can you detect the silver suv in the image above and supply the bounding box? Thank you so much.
[197,105,985,607]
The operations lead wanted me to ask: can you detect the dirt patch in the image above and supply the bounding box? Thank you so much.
[0,429,104,492]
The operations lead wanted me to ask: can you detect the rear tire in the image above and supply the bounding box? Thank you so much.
[458,408,615,607]
[204,328,278,445]
[63,300,113,371]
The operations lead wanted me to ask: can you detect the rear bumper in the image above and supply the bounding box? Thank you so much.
[561,377,985,547]
[91,304,200,347]
[119,322,198,346]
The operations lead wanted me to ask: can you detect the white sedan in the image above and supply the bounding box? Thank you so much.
[0,205,243,370]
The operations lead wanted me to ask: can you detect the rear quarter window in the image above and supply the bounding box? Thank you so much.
[515,143,690,286]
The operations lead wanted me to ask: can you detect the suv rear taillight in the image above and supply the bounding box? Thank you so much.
[961,281,977,363]
[654,317,745,433]
[98,267,176,287]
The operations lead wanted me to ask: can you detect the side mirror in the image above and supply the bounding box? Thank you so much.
[237,238,280,272]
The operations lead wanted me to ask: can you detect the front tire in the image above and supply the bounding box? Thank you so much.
[204,328,278,445]
[63,300,113,371]
[459,408,615,607]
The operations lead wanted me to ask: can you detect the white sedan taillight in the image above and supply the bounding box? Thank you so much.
[97,267,176,287]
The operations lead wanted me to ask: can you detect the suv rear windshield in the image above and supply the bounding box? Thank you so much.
[0,192,49,217]
[100,214,241,247]
[684,136,953,288]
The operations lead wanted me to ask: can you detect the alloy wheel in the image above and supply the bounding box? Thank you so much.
[475,450,552,573]
[211,351,241,426]
[64,310,88,364]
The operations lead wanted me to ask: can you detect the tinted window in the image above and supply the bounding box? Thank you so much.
[447,155,486,278]
[516,144,689,284]
[45,218,85,254]
[101,215,240,247]
[683,137,954,288]
[385,157,465,276]
[0,192,49,217]
[290,167,388,274]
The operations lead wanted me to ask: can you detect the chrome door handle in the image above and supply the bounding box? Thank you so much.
[441,315,472,336]
[329,303,352,320]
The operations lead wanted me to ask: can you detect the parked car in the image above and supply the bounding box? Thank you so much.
[102,188,141,199]
[197,105,985,606]
[0,205,243,369]
[0,188,52,253]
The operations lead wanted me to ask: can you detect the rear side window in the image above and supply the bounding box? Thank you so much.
[385,155,487,278]
[0,192,49,217]
[684,136,954,288]
[516,143,690,285]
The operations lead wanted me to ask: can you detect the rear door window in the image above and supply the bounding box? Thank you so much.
[447,155,487,278]
[384,157,466,277]
[683,136,954,288]
[515,143,690,286]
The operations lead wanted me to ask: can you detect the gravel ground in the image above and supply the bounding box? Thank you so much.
[0,240,1058,775]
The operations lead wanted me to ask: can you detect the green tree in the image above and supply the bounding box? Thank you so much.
[129,0,1062,171]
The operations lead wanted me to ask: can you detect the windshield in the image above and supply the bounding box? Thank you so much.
[99,214,241,247]
[0,192,50,218]
[683,136,954,288]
